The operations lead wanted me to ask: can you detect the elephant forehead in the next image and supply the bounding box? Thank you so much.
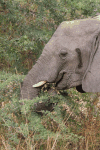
[54,18,100,37]
[57,36,77,48]
[45,35,92,55]
[57,35,91,49]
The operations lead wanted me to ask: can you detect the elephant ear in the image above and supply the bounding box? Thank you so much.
[82,33,100,92]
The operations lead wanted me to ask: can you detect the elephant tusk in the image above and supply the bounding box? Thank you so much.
[32,81,47,87]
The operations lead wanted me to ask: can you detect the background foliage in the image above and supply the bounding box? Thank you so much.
[0,0,100,149]
[0,0,100,73]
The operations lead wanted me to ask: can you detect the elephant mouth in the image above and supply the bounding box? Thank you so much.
[32,72,82,91]
[55,72,64,83]
[32,73,64,88]
[55,73,66,89]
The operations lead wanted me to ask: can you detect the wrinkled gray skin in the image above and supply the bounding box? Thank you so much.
[20,16,100,110]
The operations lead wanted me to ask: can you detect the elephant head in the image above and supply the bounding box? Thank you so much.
[20,15,100,101]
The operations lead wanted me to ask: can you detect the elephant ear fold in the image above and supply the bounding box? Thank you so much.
[82,34,100,92]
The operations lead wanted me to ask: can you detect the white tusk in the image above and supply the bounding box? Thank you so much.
[32,81,46,87]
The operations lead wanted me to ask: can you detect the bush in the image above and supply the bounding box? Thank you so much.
[0,72,100,149]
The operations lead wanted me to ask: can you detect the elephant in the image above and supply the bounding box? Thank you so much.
[20,15,100,110]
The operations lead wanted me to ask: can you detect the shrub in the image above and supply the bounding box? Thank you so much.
[0,72,100,149]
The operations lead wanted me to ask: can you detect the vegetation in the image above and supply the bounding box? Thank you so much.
[0,72,100,149]
[0,0,100,149]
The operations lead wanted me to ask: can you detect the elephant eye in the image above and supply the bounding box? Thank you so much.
[60,50,68,59]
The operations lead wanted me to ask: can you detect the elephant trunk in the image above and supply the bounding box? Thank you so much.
[20,63,42,100]
[20,60,57,112]
[20,49,60,112]
[20,52,50,100]
[20,52,58,102]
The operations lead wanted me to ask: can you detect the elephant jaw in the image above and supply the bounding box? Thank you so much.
[33,81,47,87]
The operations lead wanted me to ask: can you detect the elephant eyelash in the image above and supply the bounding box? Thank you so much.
[76,48,83,68]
